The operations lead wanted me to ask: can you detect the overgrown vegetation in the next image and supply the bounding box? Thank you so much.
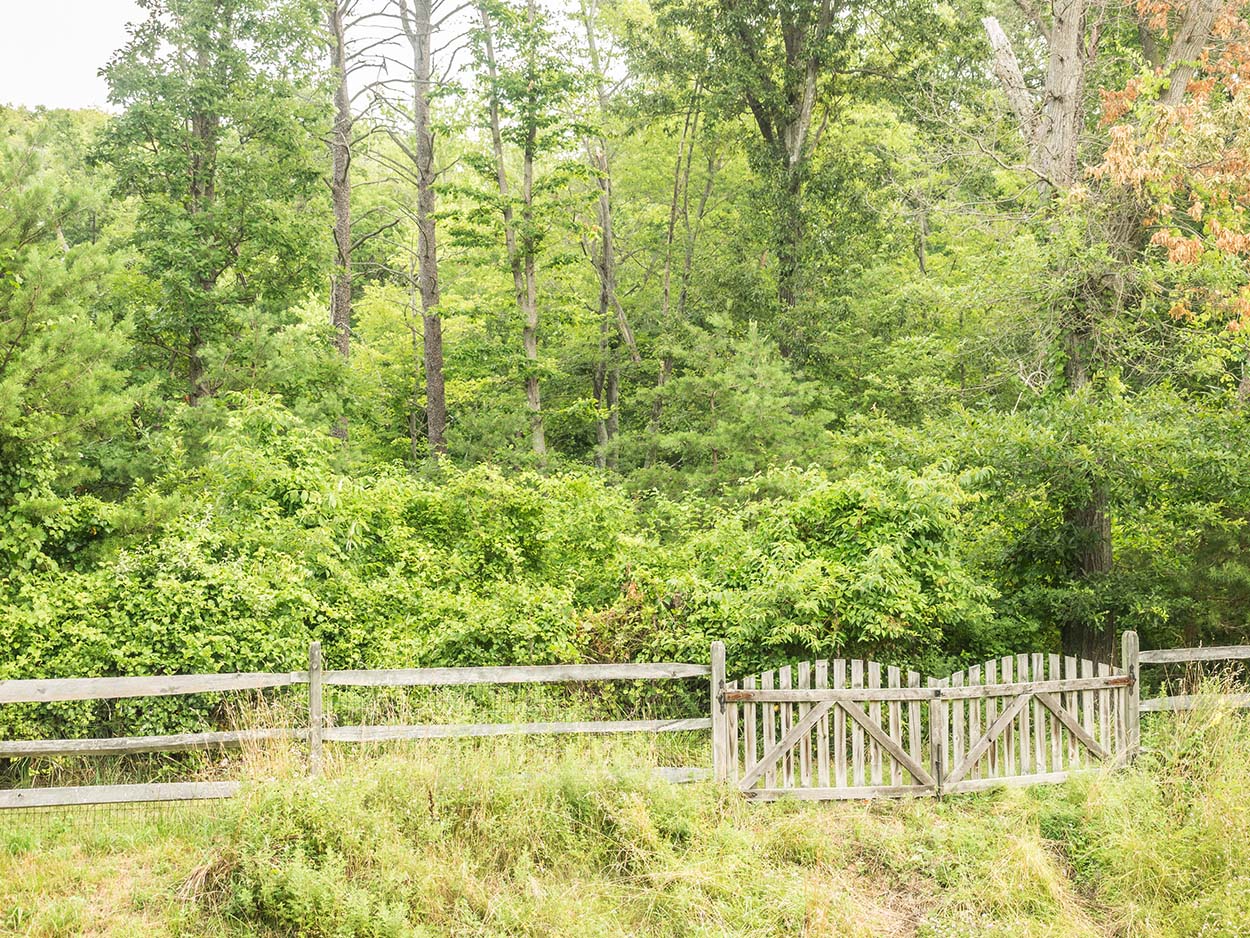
[4,0,1250,731]
[4,707,1250,936]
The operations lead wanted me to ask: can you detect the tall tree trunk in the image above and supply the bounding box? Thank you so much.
[480,3,545,458]
[775,165,804,314]
[189,324,208,404]
[328,0,353,438]
[405,252,425,465]
[188,40,218,405]
[400,0,447,456]
[983,1,1219,661]
[593,319,610,470]
[648,90,700,467]
[580,0,636,465]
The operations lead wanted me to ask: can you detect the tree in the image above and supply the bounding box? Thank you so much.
[472,0,584,459]
[0,113,130,570]
[98,0,327,405]
[980,0,1228,659]
[328,0,355,373]
[397,0,449,455]
[650,0,925,317]
[577,0,640,469]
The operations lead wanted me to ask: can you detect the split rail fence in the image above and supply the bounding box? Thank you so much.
[0,643,711,809]
[2,630,1250,807]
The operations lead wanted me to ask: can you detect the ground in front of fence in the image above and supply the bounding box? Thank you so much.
[4,704,1250,938]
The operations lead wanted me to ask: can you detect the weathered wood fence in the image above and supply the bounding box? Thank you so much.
[709,631,1250,799]
[0,642,711,809]
[3,630,1250,807]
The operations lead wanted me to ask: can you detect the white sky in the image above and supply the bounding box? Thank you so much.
[1,0,144,110]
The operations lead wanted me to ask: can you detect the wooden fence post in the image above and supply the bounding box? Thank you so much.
[927,678,946,797]
[308,641,324,777]
[1121,630,1140,760]
[710,641,727,782]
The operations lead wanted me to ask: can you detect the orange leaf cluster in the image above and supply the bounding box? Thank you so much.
[1212,219,1250,253]
[1151,230,1204,263]
[1137,0,1174,32]
[1094,125,1155,188]
[1230,289,1250,330]
[1101,79,1142,125]
[1169,300,1194,320]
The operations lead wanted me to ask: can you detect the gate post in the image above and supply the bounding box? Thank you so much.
[1121,630,1140,760]
[710,641,728,782]
[308,641,324,777]
[927,677,946,797]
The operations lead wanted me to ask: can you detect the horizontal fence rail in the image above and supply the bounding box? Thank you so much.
[1136,643,1250,714]
[0,672,306,705]
[0,782,242,810]
[0,728,301,759]
[323,662,712,687]
[0,647,714,809]
[323,718,712,742]
[723,675,1129,704]
[1138,645,1250,665]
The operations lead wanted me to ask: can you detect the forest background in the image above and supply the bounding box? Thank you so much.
[4,0,1250,740]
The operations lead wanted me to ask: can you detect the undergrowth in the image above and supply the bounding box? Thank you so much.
[4,704,1250,937]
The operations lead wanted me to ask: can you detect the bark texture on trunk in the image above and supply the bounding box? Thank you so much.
[400,0,447,455]
[329,0,353,366]
[328,0,353,438]
[480,2,546,458]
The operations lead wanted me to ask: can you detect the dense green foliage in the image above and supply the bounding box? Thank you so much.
[3,0,1250,739]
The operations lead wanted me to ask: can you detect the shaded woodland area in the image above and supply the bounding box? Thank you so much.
[4,0,1250,723]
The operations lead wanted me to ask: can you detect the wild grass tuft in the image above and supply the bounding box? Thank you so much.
[5,704,1250,936]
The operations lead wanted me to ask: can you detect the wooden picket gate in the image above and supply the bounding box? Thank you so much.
[714,649,1132,799]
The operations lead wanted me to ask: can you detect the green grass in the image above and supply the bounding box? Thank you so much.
[4,704,1250,937]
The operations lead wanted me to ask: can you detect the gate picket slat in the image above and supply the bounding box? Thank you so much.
[868,661,883,786]
[1115,676,1126,760]
[1081,658,1095,768]
[907,671,922,784]
[761,670,776,789]
[815,661,830,787]
[1001,656,1015,776]
[834,660,848,787]
[1098,662,1111,760]
[1017,654,1032,776]
[927,676,946,783]
[1065,656,1079,768]
[779,666,793,788]
[797,662,812,787]
[951,672,965,779]
[968,664,982,780]
[743,675,757,780]
[888,666,902,787]
[851,660,865,786]
[985,659,999,776]
[1049,654,1061,770]
[728,679,739,782]
[1032,653,1045,772]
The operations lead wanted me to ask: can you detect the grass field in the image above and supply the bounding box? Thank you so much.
[3,703,1249,938]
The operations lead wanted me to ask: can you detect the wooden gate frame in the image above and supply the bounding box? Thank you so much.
[709,638,1138,799]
